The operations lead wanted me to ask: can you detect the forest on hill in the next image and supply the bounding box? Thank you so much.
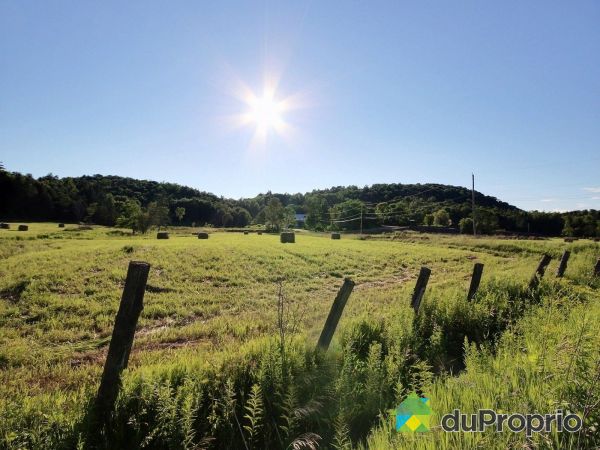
[0,168,598,237]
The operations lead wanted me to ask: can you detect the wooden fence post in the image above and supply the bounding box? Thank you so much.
[467,263,484,301]
[556,251,570,278]
[594,258,600,277]
[94,261,150,422]
[317,278,355,351]
[411,267,431,313]
[529,254,552,290]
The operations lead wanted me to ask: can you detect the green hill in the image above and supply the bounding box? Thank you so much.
[0,169,598,236]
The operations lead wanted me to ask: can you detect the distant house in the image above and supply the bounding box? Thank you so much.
[295,213,306,228]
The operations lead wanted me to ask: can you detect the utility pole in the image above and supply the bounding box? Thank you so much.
[472,173,477,236]
[360,203,363,236]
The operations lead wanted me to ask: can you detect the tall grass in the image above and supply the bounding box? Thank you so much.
[4,271,597,449]
[1,230,598,449]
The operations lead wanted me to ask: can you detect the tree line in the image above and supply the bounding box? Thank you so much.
[0,169,598,236]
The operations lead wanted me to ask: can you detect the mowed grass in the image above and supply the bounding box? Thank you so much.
[0,226,566,371]
[0,224,599,448]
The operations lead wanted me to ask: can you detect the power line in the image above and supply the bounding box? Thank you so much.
[321,205,377,217]
[332,216,363,223]
[312,186,465,222]
[330,193,474,223]
[313,186,477,227]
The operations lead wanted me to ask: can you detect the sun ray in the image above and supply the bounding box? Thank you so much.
[219,67,314,151]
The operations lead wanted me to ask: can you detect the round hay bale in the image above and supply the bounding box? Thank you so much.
[18,225,28,231]
[58,223,65,228]
[257,231,263,235]
[280,231,295,243]
[0,223,9,229]
[331,232,341,240]
[244,230,249,235]
[198,232,209,239]
[564,238,574,243]
[157,231,169,239]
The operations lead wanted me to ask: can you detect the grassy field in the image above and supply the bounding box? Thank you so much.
[0,223,599,449]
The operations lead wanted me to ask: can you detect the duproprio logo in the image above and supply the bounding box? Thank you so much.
[390,395,582,436]
[393,393,432,432]
[440,409,582,436]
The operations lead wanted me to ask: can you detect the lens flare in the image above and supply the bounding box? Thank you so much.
[245,89,285,135]
[223,70,313,149]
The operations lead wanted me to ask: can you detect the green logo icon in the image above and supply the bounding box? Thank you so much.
[393,393,432,432]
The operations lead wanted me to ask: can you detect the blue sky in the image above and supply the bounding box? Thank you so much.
[1,1,599,211]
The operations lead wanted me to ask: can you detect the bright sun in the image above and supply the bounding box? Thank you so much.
[229,75,307,146]
[245,90,285,135]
